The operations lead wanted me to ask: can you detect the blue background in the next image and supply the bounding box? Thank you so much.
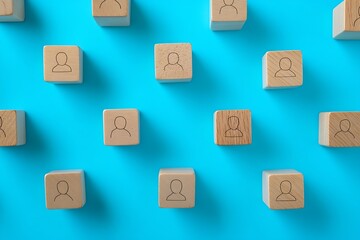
[0,0,360,239]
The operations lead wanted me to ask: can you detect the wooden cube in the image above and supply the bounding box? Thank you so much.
[154,43,192,83]
[319,112,360,147]
[43,46,83,84]
[333,0,360,39]
[214,110,252,146]
[44,170,86,210]
[210,0,247,31]
[0,110,25,146]
[262,50,303,89]
[262,170,304,210]
[103,109,140,146]
[158,168,195,208]
[0,0,24,22]
[92,0,131,26]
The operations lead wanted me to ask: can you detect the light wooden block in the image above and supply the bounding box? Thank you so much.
[92,0,131,26]
[262,50,303,89]
[319,112,360,147]
[154,43,192,83]
[0,0,24,22]
[103,109,140,146]
[0,110,25,146]
[214,110,252,146]
[333,0,360,39]
[262,170,304,210]
[158,168,195,208]
[44,170,86,210]
[43,45,83,84]
[210,0,247,31]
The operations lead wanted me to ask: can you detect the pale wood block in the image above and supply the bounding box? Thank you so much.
[0,0,24,22]
[262,170,304,210]
[210,0,247,31]
[333,0,360,39]
[45,170,86,210]
[92,0,131,26]
[103,109,140,146]
[158,168,195,208]
[214,110,252,146]
[0,110,26,146]
[262,50,303,89]
[43,46,83,84]
[154,43,192,83]
[319,112,360,147]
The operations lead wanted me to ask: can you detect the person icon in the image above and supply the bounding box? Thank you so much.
[334,119,355,139]
[219,0,238,14]
[52,52,72,73]
[354,7,360,27]
[274,57,296,78]
[54,180,74,202]
[99,0,122,9]
[163,52,184,71]
[0,1,6,15]
[276,180,296,201]
[110,116,131,138]
[166,179,186,201]
[225,116,243,137]
[0,116,6,138]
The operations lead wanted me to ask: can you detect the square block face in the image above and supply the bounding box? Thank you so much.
[214,110,252,146]
[45,170,86,209]
[0,0,14,16]
[103,109,140,146]
[263,170,304,210]
[43,46,83,84]
[154,43,192,82]
[263,50,303,89]
[0,110,25,146]
[92,0,129,17]
[345,0,360,31]
[211,0,247,22]
[319,112,360,147]
[159,169,195,208]
[0,0,23,22]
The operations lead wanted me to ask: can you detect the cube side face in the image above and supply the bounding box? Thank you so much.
[327,112,360,147]
[319,112,330,146]
[44,46,82,84]
[214,110,252,145]
[158,169,195,208]
[103,109,140,146]
[333,2,346,38]
[0,110,19,146]
[154,43,192,82]
[345,0,360,31]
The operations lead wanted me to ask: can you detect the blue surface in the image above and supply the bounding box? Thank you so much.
[0,0,360,239]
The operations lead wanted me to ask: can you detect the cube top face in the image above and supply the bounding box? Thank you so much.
[159,168,195,208]
[92,0,129,17]
[263,50,303,89]
[214,110,252,146]
[43,46,82,83]
[263,170,304,210]
[45,170,85,209]
[103,109,139,146]
[0,110,17,146]
[154,43,192,82]
[211,0,247,22]
[0,0,13,16]
[345,0,360,31]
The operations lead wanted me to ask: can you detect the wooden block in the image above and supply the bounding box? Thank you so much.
[45,170,86,210]
[214,110,252,146]
[103,109,140,146]
[43,46,83,84]
[0,0,24,22]
[262,50,303,89]
[154,43,192,83]
[262,170,304,210]
[92,0,131,26]
[0,110,25,146]
[210,0,247,31]
[158,168,195,208]
[333,0,360,39]
[319,112,360,147]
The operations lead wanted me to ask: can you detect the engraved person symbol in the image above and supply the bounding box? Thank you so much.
[334,119,355,139]
[276,180,296,201]
[0,116,6,138]
[274,57,296,78]
[219,0,238,14]
[99,0,122,9]
[164,52,184,71]
[52,52,72,73]
[54,180,74,202]
[166,179,186,201]
[354,6,360,27]
[225,116,243,137]
[110,116,131,138]
[0,0,6,15]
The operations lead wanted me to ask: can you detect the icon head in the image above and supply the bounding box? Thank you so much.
[0,116,2,127]
[223,0,235,5]
[55,52,68,66]
[167,52,180,65]
[339,119,351,132]
[358,6,360,16]
[227,116,240,130]
[278,57,292,71]
[170,179,183,194]
[56,180,70,194]
[114,116,127,129]
[279,180,292,194]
